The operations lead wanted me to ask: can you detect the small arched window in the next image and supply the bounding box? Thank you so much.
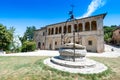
[74,24,78,32]
[85,22,90,31]
[68,25,71,33]
[55,41,57,45]
[59,27,61,34]
[55,27,58,34]
[78,23,83,32]
[91,21,97,30]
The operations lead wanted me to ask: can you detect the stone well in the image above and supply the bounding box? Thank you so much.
[44,43,108,74]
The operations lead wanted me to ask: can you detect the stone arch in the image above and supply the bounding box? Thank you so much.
[85,36,97,52]
[78,23,83,32]
[59,27,62,34]
[38,42,41,49]
[48,28,50,35]
[54,38,61,50]
[85,22,90,31]
[55,27,58,34]
[51,28,54,35]
[49,44,52,50]
[68,25,71,33]
[64,26,67,33]
[55,41,57,45]
[48,38,53,50]
[91,21,97,30]
[42,43,45,49]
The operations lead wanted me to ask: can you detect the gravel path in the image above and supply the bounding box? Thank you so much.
[0,44,120,58]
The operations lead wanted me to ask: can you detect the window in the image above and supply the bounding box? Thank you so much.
[48,28,50,35]
[51,28,54,34]
[74,24,77,32]
[55,42,57,45]
[78,23,83,32]
[59,27,61,34]
[64,26,67,33]
[55,27,58,34]
[38,42,41,49]
[85,22,90,31]
[88,40,92,45]
[68,25,71,33]
[91,21,97,30]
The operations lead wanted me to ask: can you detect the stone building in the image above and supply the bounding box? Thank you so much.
[34,13,106,53]
[112,27,120,45]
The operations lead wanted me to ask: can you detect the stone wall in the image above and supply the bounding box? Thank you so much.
[34,13,106,53]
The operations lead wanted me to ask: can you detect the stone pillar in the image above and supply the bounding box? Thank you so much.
[45,37,48,50]
[61,25,63,34]
[89,21,91,31]
[82,21,85,31]
[71,24,74,32]
[52,37,55,50]
[53,27,55,35]
[71,24,74,43]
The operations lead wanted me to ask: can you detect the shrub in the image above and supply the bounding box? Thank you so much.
[21,41,36,52]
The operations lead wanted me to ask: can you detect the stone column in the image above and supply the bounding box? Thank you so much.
[89,21,91,31]
[82,21,85,31]
[71,24,74,43]
[61,25,63,34]
[53,27,55,35]
[71,24,74,32]
[52,37,55,50]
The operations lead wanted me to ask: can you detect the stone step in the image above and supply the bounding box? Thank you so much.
[50,57,96,68]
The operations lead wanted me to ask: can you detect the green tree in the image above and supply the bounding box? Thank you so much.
[104,26,117,43]
[8,27,15,51]
[23,26,36,41]
[0,24,13,51]
[21,41,36,52]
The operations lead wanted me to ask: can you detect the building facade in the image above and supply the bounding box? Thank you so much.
[112,27,120,45]
[34,13,106,53]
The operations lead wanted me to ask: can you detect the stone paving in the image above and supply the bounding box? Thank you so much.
[0,50,120,58]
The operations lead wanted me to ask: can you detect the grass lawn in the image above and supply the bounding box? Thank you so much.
[0,56,119,80]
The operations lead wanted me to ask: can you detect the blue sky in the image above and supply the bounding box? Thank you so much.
[0,0,120,36]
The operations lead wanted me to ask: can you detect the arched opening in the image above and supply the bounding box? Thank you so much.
[74,24,77,32]
[64,26,67,33]
[55,27,58,34]
[49,44,52,50]
[48,28,50,35]
[85,22,90,31]
[91,21,97,30]
[51,28,54,35]
[68,25,71,33]
[59,27,61,34]
[38,42,41,49]
[55,41,57,45]
[78,23,83,32]
[42,43,45,50]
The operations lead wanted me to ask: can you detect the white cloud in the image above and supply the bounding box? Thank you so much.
[80,0,106,18]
